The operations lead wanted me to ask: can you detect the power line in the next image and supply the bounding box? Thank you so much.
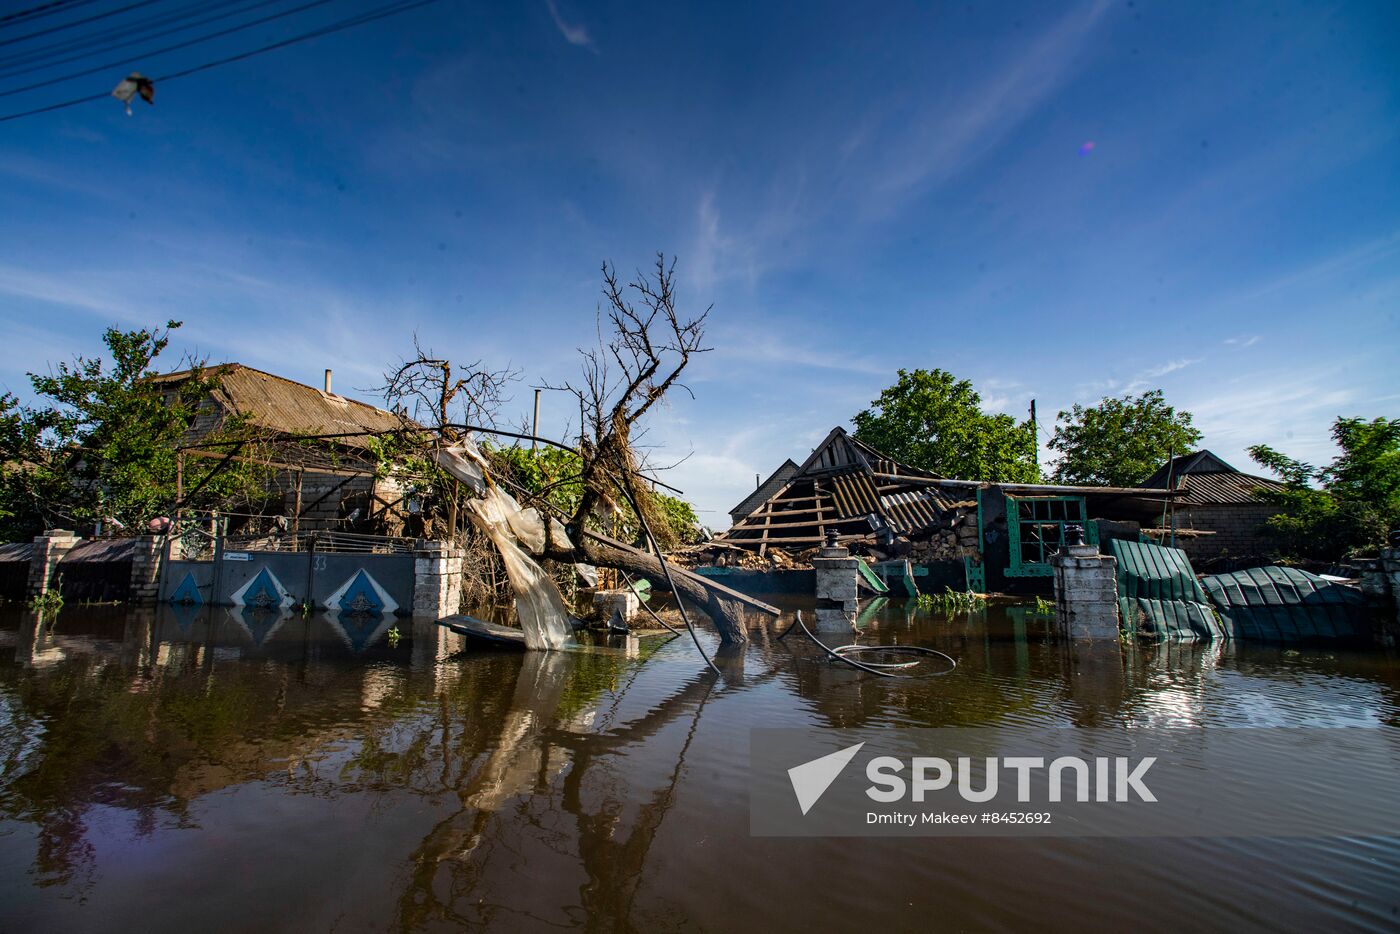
[0,0,163,49]
[0,0,341,98]
[0,1,101,30]
[0,0,263,72]
[0,0,294,80]
[0,0,446,123]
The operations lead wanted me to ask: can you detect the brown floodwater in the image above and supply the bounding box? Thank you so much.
[0,599,1397,932]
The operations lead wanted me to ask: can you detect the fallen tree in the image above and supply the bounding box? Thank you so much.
[438,254,776,644]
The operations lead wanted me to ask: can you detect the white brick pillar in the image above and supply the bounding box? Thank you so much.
[593,588,640,621]
[413,540,464,618]
[127,535,165,606]
[27,530,80,601]
[1052,539,1120,642]
[813,534,859,631]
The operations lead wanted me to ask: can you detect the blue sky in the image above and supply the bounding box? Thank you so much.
[1,0,1396,527]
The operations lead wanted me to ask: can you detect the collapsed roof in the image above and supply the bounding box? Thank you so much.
[719,426,1177,553]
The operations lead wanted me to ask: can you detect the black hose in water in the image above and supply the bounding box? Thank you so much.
[608,475,720,675]
[781,611,956,679]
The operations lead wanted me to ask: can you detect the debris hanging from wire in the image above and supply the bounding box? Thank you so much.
[110,71,152,114]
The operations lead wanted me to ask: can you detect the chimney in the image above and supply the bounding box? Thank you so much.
[324,369,333,394]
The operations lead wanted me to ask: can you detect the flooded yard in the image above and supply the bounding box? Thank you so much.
[0,601,1397,932]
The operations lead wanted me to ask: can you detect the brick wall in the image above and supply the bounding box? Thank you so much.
[1173,504,1277,561]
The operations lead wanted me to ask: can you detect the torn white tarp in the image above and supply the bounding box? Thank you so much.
[438,437,575,650]
[434,440,488,495]
[466,488,575,650]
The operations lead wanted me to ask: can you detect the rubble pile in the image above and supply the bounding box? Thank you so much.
[904,504,980,563]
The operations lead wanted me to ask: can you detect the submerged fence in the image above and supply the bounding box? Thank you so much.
[4,520,462,618]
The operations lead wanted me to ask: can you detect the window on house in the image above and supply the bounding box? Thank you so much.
[1005,495,1096,576]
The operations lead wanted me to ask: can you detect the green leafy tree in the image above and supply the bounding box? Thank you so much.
[1048,390,1201,487]
[851,368,1038,481]
[0,321,264,539]
[487,443,704,548]
[1248,416,1400,560]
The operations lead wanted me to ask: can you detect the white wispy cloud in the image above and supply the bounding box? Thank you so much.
[1072,357,1200,399]
[544,0,596,51]
[683,1,1113,290]
[867,0,1113,202]
[1224,335,1262,347]
[1140,357,1199,379]
[0,265,138,319]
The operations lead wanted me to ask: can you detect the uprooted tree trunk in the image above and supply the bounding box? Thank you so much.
[551,531,751,643]
[540,254,766,642]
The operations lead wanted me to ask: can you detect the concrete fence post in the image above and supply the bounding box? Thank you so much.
[27,530,80,601]
[127,535,166,606]
[813,533,859,632]
[413,540,464,618]
[1052,539,1121,642]
[1366,546,1400,645]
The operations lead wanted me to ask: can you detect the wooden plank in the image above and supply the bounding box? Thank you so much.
[727,533,870,545]
[745,505,826,518]
[730,516,872,532]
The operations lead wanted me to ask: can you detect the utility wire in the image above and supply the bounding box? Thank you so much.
[0,0,162,49]
[0,0,101,30]
[0,0,342,98]
[0,0,268,73]
[0,0,443,123]
[0,0,292,80]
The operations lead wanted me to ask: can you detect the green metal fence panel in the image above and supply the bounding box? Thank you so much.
[856,557,891,595]
[1107,539,1218,641]
[963,556,986,593]
[1108,538,1208,604]
[1200,566,1370,644]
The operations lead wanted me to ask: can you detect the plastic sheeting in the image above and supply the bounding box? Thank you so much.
[436,439,575,651]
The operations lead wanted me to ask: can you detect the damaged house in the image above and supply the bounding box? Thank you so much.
[153,364,412,535]
[1138,450,1286,564]
[714,427,1178,593]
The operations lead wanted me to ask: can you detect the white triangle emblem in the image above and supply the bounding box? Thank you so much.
[787,742,865,816]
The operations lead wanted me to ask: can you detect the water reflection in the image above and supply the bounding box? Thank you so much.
[0,601,1396,931]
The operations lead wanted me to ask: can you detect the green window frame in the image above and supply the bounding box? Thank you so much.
[1004,495,1097,577]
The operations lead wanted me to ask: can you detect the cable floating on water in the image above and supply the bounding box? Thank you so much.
[779,610,956,679]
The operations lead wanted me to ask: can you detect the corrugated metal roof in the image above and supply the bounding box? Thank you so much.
[879,488,958,534]
[1175,471,1285,506]
[156,364,402,449]
[1123,597,1227,642]
[1139,449,1284,505]
[0,542,33,563]
[59,538,138,564]
[1200,566,1370,643]
[825,471,881,519]
[1140,450,1236,487]
[1107,539,1222,641]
